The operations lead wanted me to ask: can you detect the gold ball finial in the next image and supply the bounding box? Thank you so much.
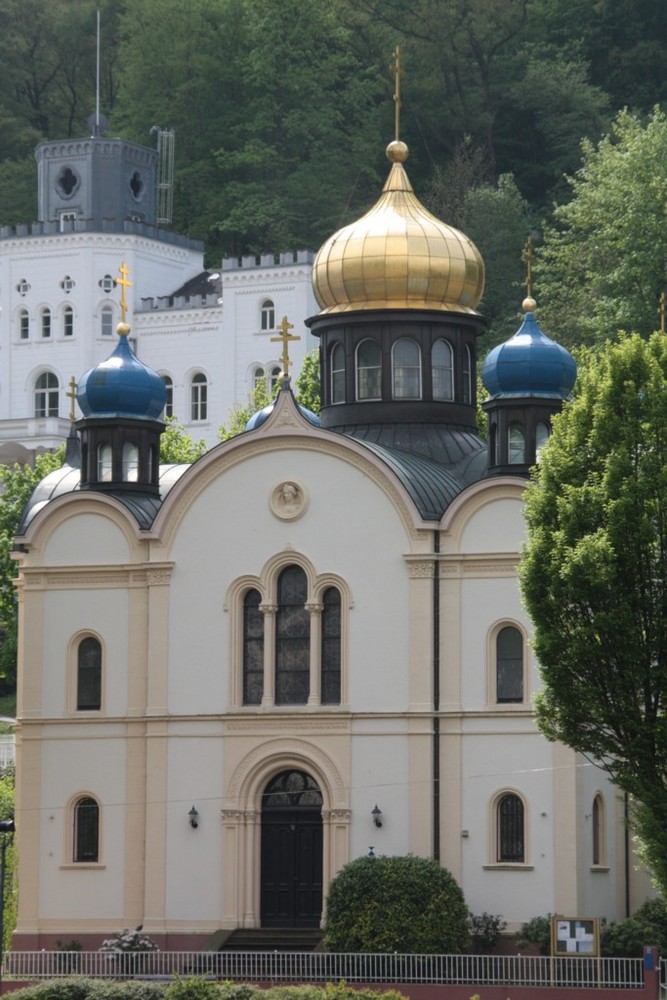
[386,140,409,163]
[522,296,537,312]
[116,321,131,337]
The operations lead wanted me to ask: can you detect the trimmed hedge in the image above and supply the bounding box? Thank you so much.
[6,980,407,1000]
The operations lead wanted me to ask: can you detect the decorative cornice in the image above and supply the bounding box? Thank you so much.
[22,562,174,590]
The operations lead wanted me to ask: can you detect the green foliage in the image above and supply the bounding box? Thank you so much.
[0,770,15,950]
[601,898,667,958]
[516,914,553,955]
[324,854,469,953]
[294,350,321,415]
[468,912,507,952]
[218,382,274,442]
[8,980,167,1000]
[9,982,406,1000]
[159,419,208,465]
[165,979,221,1000]
[536,107,667,346]
[520,333,667,893]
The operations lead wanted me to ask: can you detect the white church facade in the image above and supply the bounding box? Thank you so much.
[10,134,651,951]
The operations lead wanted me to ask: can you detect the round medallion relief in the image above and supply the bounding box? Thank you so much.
[270,480,308,521]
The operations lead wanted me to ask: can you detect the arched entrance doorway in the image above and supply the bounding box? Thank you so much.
[260,769,323,927]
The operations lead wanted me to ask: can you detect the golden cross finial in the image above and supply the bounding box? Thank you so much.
[391,46,402,142]
[66,376,78,422]
[117,261,132,324]
[271,315,300,381]
[659,292,665,334]
[523,236,534,300]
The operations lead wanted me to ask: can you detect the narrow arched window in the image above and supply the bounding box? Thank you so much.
[508,424,525,464]
[321,587,341,704]
[270,366,282,390]
[191,373,208,421]
[97,443,112,481]
[122,442,139,482]
[162,375,173,419]
[356,340,382,400]
[243,589,264,705]
[496,626,523,703]
[34,372,59,417]
[73,797,99,862]
[536,422,550,462]
[41,308,51,338]
[275,565,309,705]
[253,366,265,391]
[497,793,524,862]
[489,423,498,466]
[462,344,473,404]
[101,305,113,336]
[592,794,605,865]
[392,338,421,399]
[63,306,74,337]
[331,343,345,403]
[77,637,101,710]
[19,309,30,340]
[260,300,275,332]
[432,340,454,400]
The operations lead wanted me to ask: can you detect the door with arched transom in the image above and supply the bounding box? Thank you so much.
[260,770,323,927]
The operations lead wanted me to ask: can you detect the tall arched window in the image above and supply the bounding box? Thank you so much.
[275,566,309,705]
[191,372,208,421]
[73,796,99,862]
[330,343,345,403]
[101,305,113,336]
[496,626,523,703]
[19,309,29,340]
[243,589,264,706]
[592,793,605,866]
[270,366,282,390]
[41,308,51,338]
[321,587,341,704]
[432,340,454,400]
[356,340,382,400]
[392,338,421,399]
[497,793,524,862]
[162,375,173,419]
[77,637,102,710]
[462,344,473,404]
[253,366,265,391]
[508,424,525,464]
[97,443,112,481]
[34,372,59,417]
[122,442,139,482]
[536,422,550,462]
[261,300,275,332]
[63,306,74,337]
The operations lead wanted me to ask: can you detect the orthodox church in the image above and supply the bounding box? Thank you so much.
[11,132,650,950]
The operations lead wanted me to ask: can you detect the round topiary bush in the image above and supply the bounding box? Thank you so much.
[324,854,469,953]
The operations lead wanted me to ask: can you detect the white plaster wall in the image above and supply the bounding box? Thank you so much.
[42,512,131,566]
[458,497,526,553]
[349,727,411,859]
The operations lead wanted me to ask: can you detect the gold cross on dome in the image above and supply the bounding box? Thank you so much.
[271,315,300,380]
[523,236,534,300]
[390,45,402,142]
[659,292,665,334]
[117,261,132,323]
[66,375,77,422]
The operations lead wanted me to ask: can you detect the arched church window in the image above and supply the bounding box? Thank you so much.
[496,625,523,703]
[275,565,309,705]
[462,344,473,404]
[41,308,51,339]
[253,366,265,390]
[97,443,112,482]
[356,340,382,401]
[497,792,524,862]
[19,309,29,340]
[508,424,525,464]
[489,423,498,466]
[321,587,341,704]
[392,338,421,399]
[77,637,101,711]
[101,305,113,337]
[536,421,550,461]
[122,442,139,482]
[331,343,345,403]
[261,300,275,332]
[161,375,173,419]
[243,589,264,706]
[432,340,454,400]
[63,305,74,338]
[34,372,59,418]
[592,793,605,866]
[270,366,282,390]
[73,796,99,862]
[191,372,208,421]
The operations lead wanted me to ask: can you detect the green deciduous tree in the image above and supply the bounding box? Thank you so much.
[294,349,321,416]
[535,107,667,347]
[159,419,208,465]
[324,854,469,953]
[520,333,667,893]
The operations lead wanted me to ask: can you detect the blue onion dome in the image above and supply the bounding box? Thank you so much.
[77,322,166,419]
[245,397,321,431]
[481,299,576,399]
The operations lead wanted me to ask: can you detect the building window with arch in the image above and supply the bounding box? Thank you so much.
[261,299,275,332]
[63,305,74,337]
[73,796,99,862]
[330,343,345,403]
[496,625,524,703]
[432,340,454,400]
[97,443,112,482]
[276,565,310,705]
[270,366,282,390]
[77,637,102,711]
[19,309,29,340]
[592,793,606,866]
[536,421,550,461]
[462,344,473,404]
[253,366,265,390]
[243,589,264,705]
[41,308,51,338]
[508,424,525,464]
[496,792,525,863]
[122,442,139,482]
[321,587,341,704]
[34,372,59,418]
[392,338,421,399]
[356,340,382,400]
[101,305,113,336]
[191,372,208,421]
[162,375,173,419]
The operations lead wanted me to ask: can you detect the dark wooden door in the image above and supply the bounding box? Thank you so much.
[260,771,323,927]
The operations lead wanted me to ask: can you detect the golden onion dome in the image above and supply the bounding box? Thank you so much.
[312,140,485,315]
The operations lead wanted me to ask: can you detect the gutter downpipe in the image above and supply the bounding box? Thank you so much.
[433,529,440,861]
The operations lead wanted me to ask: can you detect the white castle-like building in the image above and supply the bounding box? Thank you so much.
[0,132,317,462]
[10,131,651,951]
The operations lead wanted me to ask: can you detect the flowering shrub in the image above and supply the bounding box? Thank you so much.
[99,929,159,954]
